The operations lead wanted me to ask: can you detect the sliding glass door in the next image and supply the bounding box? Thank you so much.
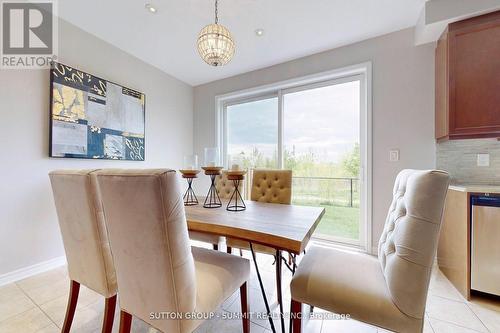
[283,77,361,244]
[222,73,367,248]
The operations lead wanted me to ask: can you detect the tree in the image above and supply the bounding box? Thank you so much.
[341,143,360,177]
[284,148,297,171]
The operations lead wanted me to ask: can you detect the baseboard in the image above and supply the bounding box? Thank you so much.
[0,256,66,287]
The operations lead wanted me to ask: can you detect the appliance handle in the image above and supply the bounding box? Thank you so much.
[471,195,500,207]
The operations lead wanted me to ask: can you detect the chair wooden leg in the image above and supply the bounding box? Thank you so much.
[62,280,80,333]
[119,310,132,333]
[102,295,117,333]
[227,246,232,254]
[240,282,250,333]
[213,244,219,251]
[291,299,302,333]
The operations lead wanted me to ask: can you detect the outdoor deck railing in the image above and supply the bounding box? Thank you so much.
[243,170,359,208]
[292,176,359,207]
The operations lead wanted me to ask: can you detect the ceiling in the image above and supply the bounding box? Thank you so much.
[58,0,426,86]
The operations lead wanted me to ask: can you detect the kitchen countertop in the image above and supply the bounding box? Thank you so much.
[449,184,500,194]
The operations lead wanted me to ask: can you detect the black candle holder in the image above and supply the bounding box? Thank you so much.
[226,171,246,212]
[202,167,223,208]
[179,170,201,206]
[183,177,198,206]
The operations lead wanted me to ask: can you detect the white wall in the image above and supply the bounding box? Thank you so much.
[193,27,436,250]
[0,19,193,276]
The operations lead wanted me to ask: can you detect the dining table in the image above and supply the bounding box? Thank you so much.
[185,198,325,333]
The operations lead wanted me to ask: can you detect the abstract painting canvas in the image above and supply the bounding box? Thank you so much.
[49,62,145,160]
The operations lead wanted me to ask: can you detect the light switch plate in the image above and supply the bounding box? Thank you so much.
[477,153,490,167]
[389,149,400,162]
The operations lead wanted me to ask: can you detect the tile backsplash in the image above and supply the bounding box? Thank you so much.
[437,139,500,185]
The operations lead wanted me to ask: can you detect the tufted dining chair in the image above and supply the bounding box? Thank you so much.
[226,169,292,254]
[189,171,242,250]
[95,169,251,333]
[226,169,292,323]
[290,169,450,333]
[49,170,117,333]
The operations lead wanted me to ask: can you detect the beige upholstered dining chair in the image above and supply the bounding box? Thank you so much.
[95,169,251,333]
[226,169,292,323]
[290,169,450,333]
[226,169,292,255]
[49,170,117,333]
[189,171,242,250]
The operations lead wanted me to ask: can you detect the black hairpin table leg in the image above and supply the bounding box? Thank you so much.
[276,250,285,333]
[289,253,297,332]
[250,243,276,333]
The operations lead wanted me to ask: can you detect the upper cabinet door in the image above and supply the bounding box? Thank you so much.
[436,11,500,141]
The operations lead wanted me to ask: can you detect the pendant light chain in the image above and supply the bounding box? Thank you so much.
[215,0,219,24]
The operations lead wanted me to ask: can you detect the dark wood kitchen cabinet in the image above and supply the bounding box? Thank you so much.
[435,11,500,141]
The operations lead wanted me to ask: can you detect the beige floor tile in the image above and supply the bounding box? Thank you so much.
[468,301,500,332]
[0,307,53,333]
[196,315,268,333]
[221,289,240,311]
[39,284,103,327]
[428,318,484,333]
[16,268,67,291]
[3,264,500,333]
[429,269,465,302]
[76,285,103,307]
[377,315,433,332]
[129,319,160,333]
[64,302,105,332]
[17,269,69,305]
[424,318,435,333]
[39,294,70,327]
[302,318,323,333]
[36,323,61,333]
[321,317,377,333]
[0,283,36,322]
[426,295,488,332]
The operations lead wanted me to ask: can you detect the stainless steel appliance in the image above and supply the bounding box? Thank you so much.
[471,195,500,296]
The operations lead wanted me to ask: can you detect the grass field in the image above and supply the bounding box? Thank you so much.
[292,201,360,240]
[291,177,360,241]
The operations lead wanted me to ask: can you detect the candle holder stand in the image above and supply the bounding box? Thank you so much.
[179,170,201,206]
[226,171,247,212]
[202,167,223,208]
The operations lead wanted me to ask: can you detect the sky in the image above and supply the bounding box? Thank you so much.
[227,80,360,164]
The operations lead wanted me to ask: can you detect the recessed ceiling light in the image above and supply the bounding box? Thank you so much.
[145,3,157,13]
[255,28,264,37]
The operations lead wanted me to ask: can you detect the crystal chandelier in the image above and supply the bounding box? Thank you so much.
[197,0,235,66]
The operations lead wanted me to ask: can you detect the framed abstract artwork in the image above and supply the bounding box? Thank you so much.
[49,62,145,160]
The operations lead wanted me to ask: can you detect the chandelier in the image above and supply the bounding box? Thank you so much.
[197,0,235,66]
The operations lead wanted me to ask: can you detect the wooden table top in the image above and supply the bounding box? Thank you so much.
[185,199,325,254]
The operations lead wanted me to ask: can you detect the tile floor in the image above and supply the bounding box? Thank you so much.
[1,245,499,333]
